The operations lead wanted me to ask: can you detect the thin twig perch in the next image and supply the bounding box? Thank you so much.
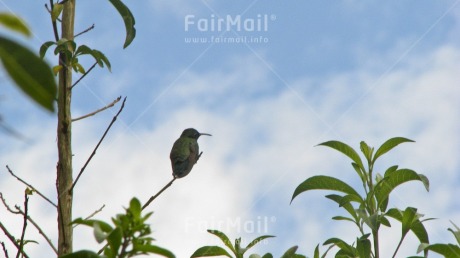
[5,166,57,208]
[142,177,177,210]
[70,97,127,193]
[72,96,121,122]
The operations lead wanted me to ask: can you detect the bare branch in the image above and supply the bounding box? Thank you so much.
[75,24,95,38]
[0,193,58,254]
[46,1,59,41]
[70,97,127,193]
[142,177,176,210]
[71,62,97,89]
[16,193,29,258]
[1,241,9,258]
[5,166,57,208]
[72,96,121,122]
[84,204,105,220]
[0,222,29,258]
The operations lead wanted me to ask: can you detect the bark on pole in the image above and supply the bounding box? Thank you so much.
[56,0,75,256]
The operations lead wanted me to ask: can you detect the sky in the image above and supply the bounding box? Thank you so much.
[1,0,460,257]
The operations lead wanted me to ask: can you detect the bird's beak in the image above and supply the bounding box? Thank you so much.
[200,133,212,136]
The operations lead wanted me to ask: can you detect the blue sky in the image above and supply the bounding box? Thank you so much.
[1,1,460,257]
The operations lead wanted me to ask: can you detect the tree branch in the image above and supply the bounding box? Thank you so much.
[70,97,127,193]
[142,177,176,210]
[0,193,58,254]
[5,166,57,208]
[72,96,121,122]
[1,241,9,258]
[84,204,105,220]
[75,23,95,38]
[46,1,60,41]
[0,222,29,258]
[71,61,97,89]
[16,193,29,258]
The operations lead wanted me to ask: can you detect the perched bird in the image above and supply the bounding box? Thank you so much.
[170,128,211,178]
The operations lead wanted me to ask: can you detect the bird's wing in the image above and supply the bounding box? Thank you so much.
[170,138,190,162]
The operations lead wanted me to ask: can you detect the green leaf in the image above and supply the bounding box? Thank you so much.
[51,4,64,21]
[448,221,460,245]
[313,245,320,258]
[59,250,101,258]
[262,254,274,258]
[323,238,356,255]
[0,36,56,112]
[325,194,359,222]
[0,13,31,37]
[108,0,136,48]
[129,197,142,218]
[72,218,113,232]
[91,49,111,71]
[317,140,364,170]
[373,137,414,163]
[423,244,460,258]
[106,228,122,254]
[245,235,275,251]
[386,208,430,245]
[134,244,176,258]
[356,235,371,258]
[190,246,232,257]
[291,175,361,204]
[39,41,56,59]
[359,141,373,163]
[281,246,306,258]
[374,169,429,210]
[402,207,418,238]
[93,222,107,243]
[207,229,236,255]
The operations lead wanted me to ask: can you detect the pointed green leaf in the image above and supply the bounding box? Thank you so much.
[359,141,373,163]
[323,238,356,255]
[423,244,460,258]
[51,3,64,21]
[134,244,175,258]
[0,36,56,112]
[402,207,418,237]
[207,229,236,255]
[386,208,430,245]
[245,235,275,251]
[106,228,122,254]
[0,13,31,36]
[374,169,429,210]
[190,246,232,257]
[448,221,460,245]
[108,0,136,48]
[325,194,359,222]
[72,218,113,232]
[92,49,111,72]
[317,140,364,170]
[280,246,303,258]
[373,137,414,162]
[291,175,361,204]
[59,250,101,258]
[39,41,56,59]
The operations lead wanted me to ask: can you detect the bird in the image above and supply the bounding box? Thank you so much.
[170,128,211,178]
